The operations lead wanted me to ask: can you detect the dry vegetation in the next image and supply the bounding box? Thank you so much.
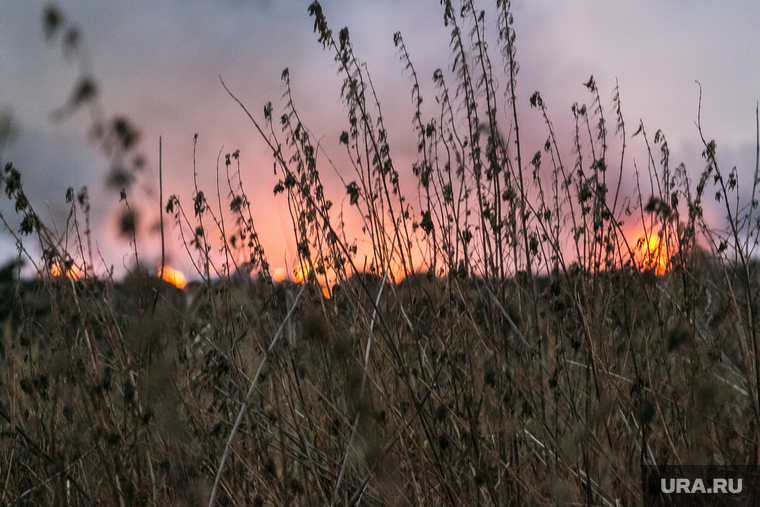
[1,1,760,506]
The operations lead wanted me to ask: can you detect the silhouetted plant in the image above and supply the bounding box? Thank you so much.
[0,2,758,506]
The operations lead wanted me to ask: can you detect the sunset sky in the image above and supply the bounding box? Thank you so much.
[0,1,758,280]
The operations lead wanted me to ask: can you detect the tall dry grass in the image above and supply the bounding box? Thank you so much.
[1,1,759,506]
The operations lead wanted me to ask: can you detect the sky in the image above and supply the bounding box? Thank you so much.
[0,1,758,280]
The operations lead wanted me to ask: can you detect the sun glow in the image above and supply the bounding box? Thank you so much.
[272,267,287,283]
[635,231,669,275]
[293,263,310,284]
[49,262,80,280]
[290,262,331,298]
[159,265,187,289]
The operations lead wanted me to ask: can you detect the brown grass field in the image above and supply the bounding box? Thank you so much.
[2,1,760,506]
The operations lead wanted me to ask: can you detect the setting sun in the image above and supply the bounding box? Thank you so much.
[272,267,287,283]
[293,263,311,284]
[49,262,80,280]
[159,265,187,289]
[290,262,331,297]
[635,231,668,275]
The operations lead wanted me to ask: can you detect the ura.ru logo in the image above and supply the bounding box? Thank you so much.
[661,478,742,494]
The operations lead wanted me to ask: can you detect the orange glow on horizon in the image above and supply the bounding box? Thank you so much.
[272,267,287,282]
[293,263,310,284]
[49,262,80,280]
[292,259,411,285]
[289,262,332,297]
[635,231,669,275]
[159,265,187,289]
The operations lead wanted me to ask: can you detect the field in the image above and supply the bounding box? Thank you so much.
[1,1,760,506]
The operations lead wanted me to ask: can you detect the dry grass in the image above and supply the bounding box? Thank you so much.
[1,1,760,506]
